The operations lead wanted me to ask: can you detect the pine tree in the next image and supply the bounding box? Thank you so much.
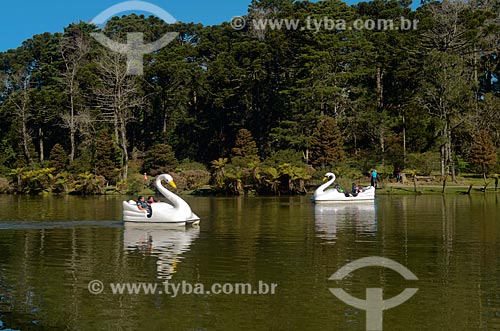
[310,116,345,168]
[95,129,120,182]
[231,128,259,161]
[469,130,497,179]
[49,144,68,172]
[144,144,179,176]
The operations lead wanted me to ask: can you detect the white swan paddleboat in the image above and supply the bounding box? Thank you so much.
[122,174,200,225]
[313,172,375,203]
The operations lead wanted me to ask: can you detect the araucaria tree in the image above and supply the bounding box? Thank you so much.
[310,116,345,168]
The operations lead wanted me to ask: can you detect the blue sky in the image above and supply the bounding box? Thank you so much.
[0,0,254,51]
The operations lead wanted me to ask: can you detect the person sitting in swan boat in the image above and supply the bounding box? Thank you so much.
[137,196,152,218]
[147,196,160,204]
[351,183,362,196]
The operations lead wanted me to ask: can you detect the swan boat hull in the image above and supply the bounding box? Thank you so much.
[313,187,375,203]
[122,201,200,226]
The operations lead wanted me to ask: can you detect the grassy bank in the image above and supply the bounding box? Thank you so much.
[376,182,499,195]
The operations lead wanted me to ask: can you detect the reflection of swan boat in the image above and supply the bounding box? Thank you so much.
[122,174,200,225]
[313,173,375,203]
[314,203,377,242]
[124,224,200,280]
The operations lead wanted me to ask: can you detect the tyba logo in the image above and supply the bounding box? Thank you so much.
[90,1,179,75]
[329,256,418,331]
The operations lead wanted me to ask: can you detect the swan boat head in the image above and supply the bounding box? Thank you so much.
[323,172,336,182]
[313,172,337,200]
[158,174,177,189]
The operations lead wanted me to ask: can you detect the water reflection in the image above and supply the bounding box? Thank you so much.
[314,202,377,243]
[123,225,200,280]
[0,196,497,331]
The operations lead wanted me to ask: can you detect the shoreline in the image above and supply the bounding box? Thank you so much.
[1,183,498,197]
[374,183,499,195]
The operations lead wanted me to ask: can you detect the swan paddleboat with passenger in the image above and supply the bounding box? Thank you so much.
[313,172,375,203]
[122,174,200,226]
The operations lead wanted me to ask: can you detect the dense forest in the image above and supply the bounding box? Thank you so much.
[0,0,499,195]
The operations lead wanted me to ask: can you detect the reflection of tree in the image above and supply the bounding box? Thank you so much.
[123,226,200,280]
[314,203,377,244]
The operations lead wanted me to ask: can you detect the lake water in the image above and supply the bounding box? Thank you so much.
[0,194,498,331]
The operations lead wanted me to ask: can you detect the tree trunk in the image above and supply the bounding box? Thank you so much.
[120,116,129,181]
[451,162,456,182]
[39,128,44,164]
[69,85,76,163]
[21,106,32,165]
[447,127,456,181]
[402,113,406,168]
[114,111,120,146]
[303,149,310,164]
[440,145,446,178]
[440,119,455,181]
[379,128,385,165]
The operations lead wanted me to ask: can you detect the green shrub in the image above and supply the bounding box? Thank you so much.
[180,170,210,190]
[72,172,105,195]
[123,173,151,194]
[177,159,207,171]
[52,172,73,194]
[10,168,56,194]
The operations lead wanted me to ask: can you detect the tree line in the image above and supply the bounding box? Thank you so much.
[0,0,499,195]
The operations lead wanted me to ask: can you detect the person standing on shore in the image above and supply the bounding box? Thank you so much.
[371,170,378,188]
[394,167,402,183]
